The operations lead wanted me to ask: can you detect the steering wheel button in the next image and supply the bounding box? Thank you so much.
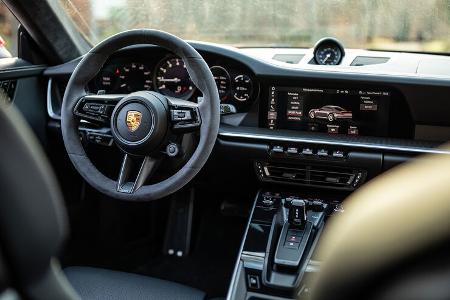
[166,143,179,157]
[174,110,186,120]
[183,110,192,120]
[172,109,193,121]
[89,104,100,111]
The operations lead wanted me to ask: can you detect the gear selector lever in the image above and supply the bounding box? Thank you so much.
[288,199,307,228]
[274,198,312,268]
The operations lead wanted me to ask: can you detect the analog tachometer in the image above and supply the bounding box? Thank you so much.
[154,57,195,99]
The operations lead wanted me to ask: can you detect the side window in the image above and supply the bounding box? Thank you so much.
[0,2,19,58]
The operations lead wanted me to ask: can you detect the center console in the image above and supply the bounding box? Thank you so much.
[227,190,344,300]
[223,82,417,299]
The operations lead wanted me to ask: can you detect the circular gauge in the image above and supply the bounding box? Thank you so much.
[210,66,231,102]
[313,37,345,65]
[154,57,195,99]
[233,74,253,102]
[315,46,342,65]
[96,69,117,92]
[117,63,152,93]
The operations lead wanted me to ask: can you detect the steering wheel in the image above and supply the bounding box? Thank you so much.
[61,29,220,201]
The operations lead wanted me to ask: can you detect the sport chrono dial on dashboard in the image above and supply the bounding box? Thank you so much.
[313,37,345,65]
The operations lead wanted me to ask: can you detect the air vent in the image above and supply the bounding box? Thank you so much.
[255,162,365,190]
[351,56,390,66]
[273,54,305,64]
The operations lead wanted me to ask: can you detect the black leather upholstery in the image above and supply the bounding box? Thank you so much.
[0,104,79,300]
[65,267,205,300]
[0,98,206,299]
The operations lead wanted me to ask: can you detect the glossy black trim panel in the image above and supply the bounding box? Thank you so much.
[226,190,261,300]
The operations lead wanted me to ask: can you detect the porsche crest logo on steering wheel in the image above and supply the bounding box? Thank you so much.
[126,110,142,132]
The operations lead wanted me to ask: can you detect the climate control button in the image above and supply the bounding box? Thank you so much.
[302,148,314,155]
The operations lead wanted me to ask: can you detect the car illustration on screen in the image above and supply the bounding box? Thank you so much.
[308,105,352,122]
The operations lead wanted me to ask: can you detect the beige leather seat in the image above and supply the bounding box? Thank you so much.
[310,148,450,299]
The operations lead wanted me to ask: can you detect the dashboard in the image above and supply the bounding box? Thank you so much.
[45,38,450,191]
[45,39,450,145]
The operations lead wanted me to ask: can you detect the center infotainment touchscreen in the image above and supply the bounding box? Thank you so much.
[267,86,390,137]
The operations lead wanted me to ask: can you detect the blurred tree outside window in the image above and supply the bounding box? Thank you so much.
[0,2,19,57]
[58,0,450,54]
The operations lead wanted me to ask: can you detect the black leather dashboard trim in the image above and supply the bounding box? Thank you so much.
[0,57,46,80]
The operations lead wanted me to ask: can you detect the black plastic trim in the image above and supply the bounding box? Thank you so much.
[218,125,446,155]
[0,62,46,80]
[226,190,261,300]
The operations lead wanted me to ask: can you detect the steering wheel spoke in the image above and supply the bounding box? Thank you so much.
[117,154,161,194]
[166,96,201,133]
[74,94,125,124]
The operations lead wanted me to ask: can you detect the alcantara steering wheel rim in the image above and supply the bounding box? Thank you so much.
[61,29,220,201]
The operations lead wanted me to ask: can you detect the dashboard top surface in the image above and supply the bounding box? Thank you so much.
[44,41,450,85]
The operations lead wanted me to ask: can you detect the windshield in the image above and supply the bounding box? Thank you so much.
[58,0,450,53]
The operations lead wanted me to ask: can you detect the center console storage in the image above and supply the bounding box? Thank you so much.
[227,190,343,300]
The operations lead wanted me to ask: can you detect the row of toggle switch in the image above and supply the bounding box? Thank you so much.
[271,145,345,159]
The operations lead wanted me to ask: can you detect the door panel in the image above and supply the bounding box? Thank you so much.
[0,57,47,143]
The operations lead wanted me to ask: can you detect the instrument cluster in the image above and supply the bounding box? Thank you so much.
[89,52,258,112]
